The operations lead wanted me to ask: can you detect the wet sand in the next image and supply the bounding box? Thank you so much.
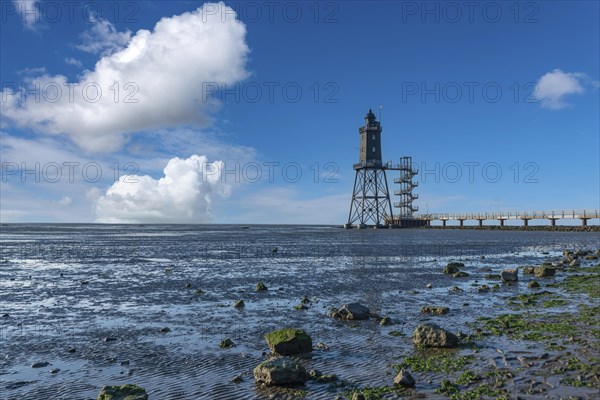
[0,225,598,399]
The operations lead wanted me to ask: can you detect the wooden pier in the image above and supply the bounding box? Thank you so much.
[415,209,599,227]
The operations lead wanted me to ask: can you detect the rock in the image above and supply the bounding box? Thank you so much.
[159,327,170,333]
[265,328,312,355]
[230,373,243,384]
[448,286,463,293]
[425,283,433,289]
[477,285,490,293]
[569,259,581,267]
[50,368,60,374]
[219,338,235,348]
[293,304,308,310]
[300,296,311,305]
[253,357,306,386]
[484,273,501,280]
[534,266,556,278]
[352,394,366,400]
[67,347,76,353]
[184,283,192,288]
[98,384,148,400]
[522,267,535,275]
[393,369,416,388]
[234,300,245,308]
[413,323,458,348]
[501,268,518,282]
[584,255,598,260]
[308,369,337,383]
[316,342,329,350]
[452,271,469,278]
[80,280,89,285]
[31,362,49,368]
[103,337,117,342]
[380,317,392,326]
[421,306,449,315]
[528,281,540,288]
[329,302,370,320]
[444,262,464,274]
[256,282,268,291]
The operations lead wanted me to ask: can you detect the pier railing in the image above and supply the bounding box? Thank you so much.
[416,209,599,221]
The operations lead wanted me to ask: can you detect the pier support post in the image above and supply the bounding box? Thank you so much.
[581,218,589,227]
[522,218,530,227]
[499,219,505,227]
[477,219,484,227]
[459,219,465,227]
[442,220,447,227]
[549,218,557,227]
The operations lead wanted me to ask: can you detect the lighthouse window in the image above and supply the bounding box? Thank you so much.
[372,147,375,152]
[372,134,375,140]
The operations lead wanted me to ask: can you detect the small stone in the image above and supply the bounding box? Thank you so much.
[452,271,469,278]
[413,323,458,348]
[569,259,580,267]
[484,273,501,280]
[253,357,306,386]
[272,247,278,253]
[49,368,60,374]
[528,281,540,288]
[380,316,392,326]
[184,283,192,288]
[256,282,268,291]
[219,338,235,349]
[230,373,243,384]
[425,283,433,289]
[120,360,130,366]
[534,266,556,278]
[501,268,518,282]
[421,306,449,315]
[329,302,370,320]
[31,362,49,368]
[300,296,311,304]
[67,347,76,353]
[394,369,416,388]
[264,328,312,355]
[293,303,308,310]
[159,327,171,333]
[316,342,329,350]
[103,337,117,342]
[352,392,366,400]
[449,285,463,293]
[444,262,464,274]
[234,300,245,308]
[522,267,535,275]
[98,384,148,400]
[2,313,10,318]
[80,280,89,285]
[477,285,490,293]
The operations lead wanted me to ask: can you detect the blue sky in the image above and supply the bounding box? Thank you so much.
[0,1,598,224]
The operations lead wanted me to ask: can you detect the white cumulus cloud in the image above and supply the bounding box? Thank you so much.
[534,69,587,109]
[13,0,40,30]
[76,18,132,55]
[94,155,230,223]
[1,2,249,153]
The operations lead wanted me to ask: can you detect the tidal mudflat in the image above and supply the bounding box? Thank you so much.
[0,224,598,399]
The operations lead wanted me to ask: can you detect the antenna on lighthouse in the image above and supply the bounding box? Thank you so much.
[379,104,382,122]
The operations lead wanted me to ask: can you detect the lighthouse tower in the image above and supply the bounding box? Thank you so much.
[346,110,394,228]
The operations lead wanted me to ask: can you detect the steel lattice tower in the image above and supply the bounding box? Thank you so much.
[346,110,395,229]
